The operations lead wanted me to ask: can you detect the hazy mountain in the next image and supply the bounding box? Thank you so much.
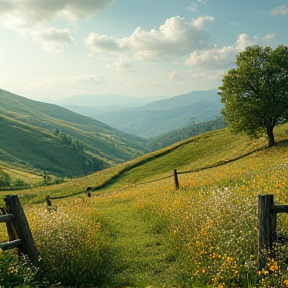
[0,88,146,177]
[57,94,170,108]
[96,100,223,138]
[141,89,219,110]
[58,89,222,138]
[94,89,222,138]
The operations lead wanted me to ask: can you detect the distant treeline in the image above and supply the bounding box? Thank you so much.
[52,128,84,151]
[147,117,227,151]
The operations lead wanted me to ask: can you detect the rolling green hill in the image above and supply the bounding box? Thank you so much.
[0,89,146,179]
[11,122,288,203]
[2,123,288,288]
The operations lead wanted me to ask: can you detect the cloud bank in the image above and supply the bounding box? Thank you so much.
[186,33,260,68]
[85,15,214,60]
[0,0,113,52]
[271,6,288,16]
[0,0,114,28]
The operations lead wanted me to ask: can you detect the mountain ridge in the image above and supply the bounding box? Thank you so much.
[59,89,222,138]
[0,88,146,178]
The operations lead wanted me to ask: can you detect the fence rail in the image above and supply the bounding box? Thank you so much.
[0,195,38,266]
[43,147,267,203]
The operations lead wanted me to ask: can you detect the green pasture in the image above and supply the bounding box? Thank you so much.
[1,125,288,287]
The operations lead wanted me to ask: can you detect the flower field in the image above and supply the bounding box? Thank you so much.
[1,127,288,287]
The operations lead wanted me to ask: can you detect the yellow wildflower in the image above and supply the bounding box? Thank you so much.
[212,277,218,284]
[233,270,239,276]
[227,257,233,263]
[268,260,278,272]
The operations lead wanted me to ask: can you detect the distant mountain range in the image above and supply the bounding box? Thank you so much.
[57,93,170,108]
[60,89,223,138]
[0,88,146,178]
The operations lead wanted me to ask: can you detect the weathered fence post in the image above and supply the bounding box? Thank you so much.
[258,194,276,271]
[4,195,38,266]
[173,169,179,190]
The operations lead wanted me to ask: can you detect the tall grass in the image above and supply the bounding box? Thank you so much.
[1,125,288,287]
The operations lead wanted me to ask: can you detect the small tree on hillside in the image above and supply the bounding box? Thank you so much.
[219,45,288,147]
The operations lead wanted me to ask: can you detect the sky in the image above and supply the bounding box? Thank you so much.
[0,0,287,103]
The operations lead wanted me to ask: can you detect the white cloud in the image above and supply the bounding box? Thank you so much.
[85,34,121,52]
[186,0,206,12]
[192,16,214,28]
[169,71,184,81]
[0,0,113,53]
[186,33,259,68]
[265,33,276,40]
[32,27,76,53]
[74,74,106,85]
[271,6,288,16]
[85,16,213,60]
[0,0,114,29]
[114,60,137,72]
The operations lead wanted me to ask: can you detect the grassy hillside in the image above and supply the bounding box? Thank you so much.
[0,114,104,178]
[0,88,146,178]
[6,123,286,202]
[1,125,288,287]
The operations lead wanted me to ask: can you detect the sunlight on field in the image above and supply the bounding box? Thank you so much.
[1,127,288,287]
[14,142,287,287]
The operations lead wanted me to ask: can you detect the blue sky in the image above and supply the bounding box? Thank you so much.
[0,0,287,102]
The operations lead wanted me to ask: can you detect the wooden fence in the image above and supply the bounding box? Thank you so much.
[258,194,288,270]
[0,195,38,266]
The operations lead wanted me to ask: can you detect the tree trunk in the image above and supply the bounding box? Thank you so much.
[266,125,275,147]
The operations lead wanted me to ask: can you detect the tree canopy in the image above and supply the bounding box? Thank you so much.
[219,45,288,147]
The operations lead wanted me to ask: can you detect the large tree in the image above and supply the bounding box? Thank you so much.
[219,45,288,147]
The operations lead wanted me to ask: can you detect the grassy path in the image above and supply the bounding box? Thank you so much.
[97,195,177,288]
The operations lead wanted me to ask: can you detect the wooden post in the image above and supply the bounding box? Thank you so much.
[258,194,276,271]
[4,195,39,266]
[173,169,179,190]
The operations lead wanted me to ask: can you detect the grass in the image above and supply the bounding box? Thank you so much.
[0,89,146,178]
[1,125,288,287]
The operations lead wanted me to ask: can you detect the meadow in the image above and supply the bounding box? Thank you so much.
[1,125,288,287]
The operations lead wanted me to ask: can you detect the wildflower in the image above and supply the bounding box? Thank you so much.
[268,260,278,272]
[233,270,239,276]
[212,277,218,284]
[8,267,18,274]
[226,257,233,263]
[261,269,269,275]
